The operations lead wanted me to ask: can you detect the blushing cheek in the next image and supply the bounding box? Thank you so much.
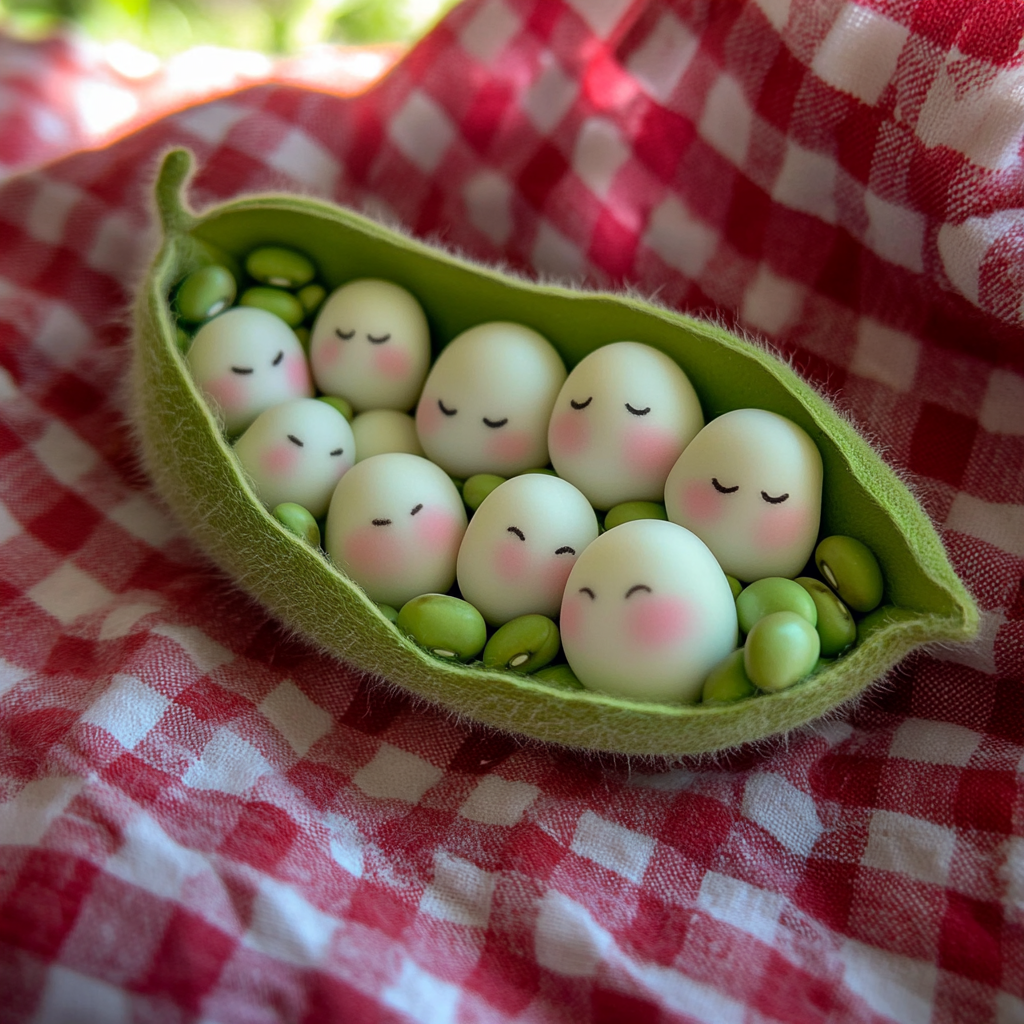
[374,346,411,380]
[262,443,300,476]
[204,374,246,412]
[488,429,533,464]
[416,396,441,437]
[414,508,462,552]
[559,595,585,643]
[622,424,682,478]
[756,504,809,549]
[625,595,693,647]
[344,526,404,578]
[550,411,590,457]
[493,540,530,581]
[317,338,344,369]
[543,556,576,598]
[286,355,311,392]
[682,479,724,523]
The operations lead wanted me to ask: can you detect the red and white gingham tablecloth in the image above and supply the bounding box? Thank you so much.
[1,1,1023,1021]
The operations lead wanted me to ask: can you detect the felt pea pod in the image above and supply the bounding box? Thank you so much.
[132,147,977,757]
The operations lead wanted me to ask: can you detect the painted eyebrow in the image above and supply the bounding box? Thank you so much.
[371,518,392,526]
[555,545,575,555]
[367,333,391,344]
[438,399,457,416]
[230,366,253,374]
[712,478,739,494]
[410,503,423,515]
[483,417,509,428]
[507,526,526,541]
[330,447,344,456]
[272,350,284,366]
[625,584,652,598]
[570,397,592,410]
[625,403,651,416]
[287,434,304,447]
[335,328,355,339]
[761,490,790,504]
[579,586,596,599]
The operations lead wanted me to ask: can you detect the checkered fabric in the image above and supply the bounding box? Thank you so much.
[2,1,1024,1021]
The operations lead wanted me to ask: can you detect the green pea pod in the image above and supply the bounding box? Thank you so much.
[273,502,320,547]
[736,577,817,635]
[483,615,560,673]
[815,535,884,613]
[132,148,977,756]
[246,245,316,289]
[603,501,668,531]
[397,594,487,662]
[239,286,305,327]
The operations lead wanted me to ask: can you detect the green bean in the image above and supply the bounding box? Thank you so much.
[318,395,354,422]
[533,663,585,690]
[273,502,320,546]
[483,614,559,673]
[397,594,487,661]
[726,575,742,600]
[815,535,883,613]
[463,473,507,512]
[245,246,316,289]
[702,649,756,704]
[744,611,820,692]
[175,325,191,353]
[795,577,856,657]
[736,577,817,635]
[297,283,327,318]
[603,501,668,531]
[376,603,399,625]
[294,326,310,352]
[174,264,236,323]
[239,286,305,327]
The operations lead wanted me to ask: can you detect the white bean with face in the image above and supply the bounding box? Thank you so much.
[547,341,704,510]
[187,306,312,434]
[664,409,823,582]
[457,474,599,626]
[559,519,738,703]
[415,322,567,478]
[309,279,431,412]
[325,453,467,608]
[351,409,424,461]
[233,398,355,518]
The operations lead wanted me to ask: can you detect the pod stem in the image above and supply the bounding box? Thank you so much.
[154,148,197,237]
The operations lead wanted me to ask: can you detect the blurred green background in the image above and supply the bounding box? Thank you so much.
[0,0,461,54]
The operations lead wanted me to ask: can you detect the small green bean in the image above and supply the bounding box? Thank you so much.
[245,246,316,289]
[603,501,668,531]
[701,649,756,704]
[239,286,305,327]
[483,614,560,673]
[795,577,856,656]
[533,663,585,690]
[294,326,310,352]
[736,577,817,635]
[174,264,236,323]
[726,575,742,600]
[463,473,506,512]
[297,283,327,318]
[397,594,487,661]
[175,325,191,354]
[376,603,399,625]
[273,502,320,547]
[318,396,354,422]
[744,611,820,692]
[815,535,883,613]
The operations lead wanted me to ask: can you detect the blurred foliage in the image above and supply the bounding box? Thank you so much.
[0,0,462,54]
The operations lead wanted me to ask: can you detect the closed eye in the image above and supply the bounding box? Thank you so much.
[483,417,508,428]
[330,448,344,456]
[335,328,355,340]
[367,333,391,344]
[507,526,525,541]
[287,434,304,447]
[438,399,457,416]
[230,366,253,374]
[625,403,651,416]
[712,478,739,494]
[555,546,575,555]
[579,586,595,599]
[570,397,592,410]
[372,518,392,526]
[410,503,423,515]
[625,584,652,598]
[761,490,790,504]
[272,350,284,366]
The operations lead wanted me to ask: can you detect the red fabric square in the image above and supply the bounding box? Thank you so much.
[30,493,101,555]
[939,893,1004,985]
[810,754,884,808]
[347,881,417,939]
[517,142,569,210]
[633,103,693,183]
[301,971,382,1024]
[954,769,1016,834]
[43,635,98,676]
[465,938,541,1015]
[219,801,300,873]
[909,403,979,488]
[658,794,734,864]
[792,860,856,933]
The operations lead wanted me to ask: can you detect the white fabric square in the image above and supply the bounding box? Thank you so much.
[564,0,634,38]
[534,890,612,977]
[862,809,957,886]
[27,178,83,245]
[752,0,791,31]
[420,851,496,927]
[570,810,655,883]
[29,563,113,626]
[183,730,271,796]
[107,494,177,547]
[88,212,140,277]
[850,318,920,392]
[840,940,937,1024]
[383,958,461,1024]
[32,420,97,484]
[463,171,514,245]
[176,102,248,144]
[917,54,1024,171]
[267,129,340,191]
[699,74,753,167]
[106,811,207,900]
[864,190,925,272]
[34,965,131,1024]
[980,368,1024,435]
[83,673,170,749]
[388,90,456,174]
[354,743,443,803]
[741,265,805,334]
[0,498,20,546]
[644,196,718,278]
[74,81,138,136]
[889,718,982,768]
[246,877,338,966]
[939,607,1002,676]
[531,221,585,278]
[523,58,577,134]
[0,657,29,699]
[0,776,83,845]
[742,773,822,857]
[259,680,333,756]
[772,141,837,223]
[938,209,1018,306]
[573,117,631,197]
[151,623,234,674]
[621,959,745,1023]
[326,814,364,878]
[0,364,17,400]
[997,993,1024,1024]
[946,493,1024,559]
[696,871,785,945]
[98,600,161,640]
[460,0,521,63]
[812,6,908,106]
[1003,837,1024,908]
[35,302,92,369]
[626,10,698,103]
[460,774,539,826]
